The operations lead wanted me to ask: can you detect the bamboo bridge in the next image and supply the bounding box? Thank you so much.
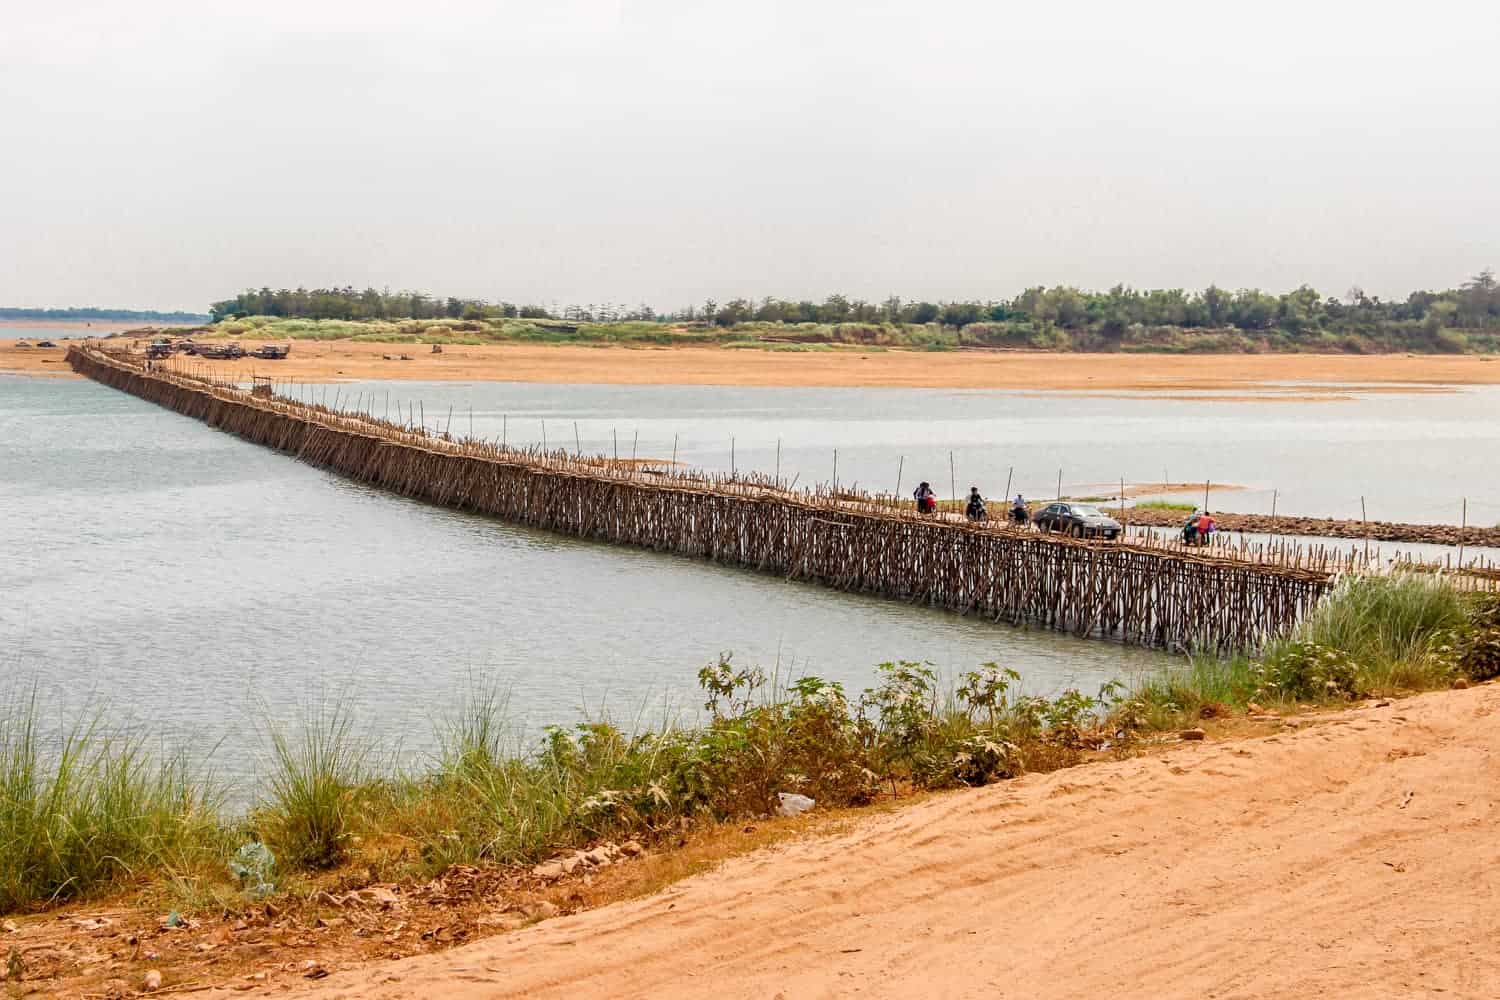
[68,344,1338,652]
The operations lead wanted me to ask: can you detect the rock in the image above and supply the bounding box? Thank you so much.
[1246,702,1265,715]
[1453,677,1470,689]
[143,969,164,991]
[476,913,528,931]
[0,920,15,933]
[353,886,399,907]
[102,979,130,1000]
[1179,728,1207,741]
[531,861,565,880]
[560,855,582,875]
[584,848,612,867]
[523,900,560,920]
[620,840,645,858]
[775,792,816,817]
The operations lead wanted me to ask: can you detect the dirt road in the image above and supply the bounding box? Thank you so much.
[251,684,1499,1000]
[10,336,1500,392]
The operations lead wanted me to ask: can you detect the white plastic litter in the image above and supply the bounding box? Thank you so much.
[775,792,816,817]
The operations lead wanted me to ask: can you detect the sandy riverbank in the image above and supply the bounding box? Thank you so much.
[214,682,1498,999]
[8,337,1500,392]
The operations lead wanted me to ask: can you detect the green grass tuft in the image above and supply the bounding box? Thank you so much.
[0,688,224,912]
[257,699,366,871]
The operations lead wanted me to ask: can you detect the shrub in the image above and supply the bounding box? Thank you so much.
[1256,641,1362,700]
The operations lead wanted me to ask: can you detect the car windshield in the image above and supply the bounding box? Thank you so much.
[1070,505,1106,517]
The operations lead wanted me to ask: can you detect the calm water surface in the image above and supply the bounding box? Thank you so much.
[4,376,1172,783]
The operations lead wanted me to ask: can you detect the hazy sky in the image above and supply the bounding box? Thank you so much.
[3,1,1497,311]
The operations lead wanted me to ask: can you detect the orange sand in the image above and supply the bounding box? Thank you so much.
[7,337,1500,392]
[234,683,1500,1000]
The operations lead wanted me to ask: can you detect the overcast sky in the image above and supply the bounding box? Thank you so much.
[2,1,1497,312]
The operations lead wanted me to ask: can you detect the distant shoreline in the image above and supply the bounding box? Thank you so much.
[10,335,1500,395]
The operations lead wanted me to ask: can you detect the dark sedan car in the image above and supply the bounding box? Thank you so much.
[1032,502,1122,539]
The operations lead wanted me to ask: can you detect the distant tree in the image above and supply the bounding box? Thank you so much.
[910,301,940,324]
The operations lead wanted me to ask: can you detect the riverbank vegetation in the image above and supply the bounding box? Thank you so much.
[202,273,1500,354]
[5,577,1497,917]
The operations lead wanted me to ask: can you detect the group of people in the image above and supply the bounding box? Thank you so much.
[912,483,1029,524]
[1182,508,1217,544]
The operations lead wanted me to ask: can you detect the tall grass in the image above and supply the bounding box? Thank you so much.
[0,689,224,911]
[1128,575,1482,720]
[258,700,366,870]
[1296,574,1466,687]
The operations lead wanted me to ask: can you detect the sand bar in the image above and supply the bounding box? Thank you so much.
[7,337,1500,392]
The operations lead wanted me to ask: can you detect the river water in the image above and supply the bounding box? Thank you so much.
[5,373,1497,781]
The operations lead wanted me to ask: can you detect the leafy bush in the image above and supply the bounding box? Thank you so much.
[1256,642,1362,700]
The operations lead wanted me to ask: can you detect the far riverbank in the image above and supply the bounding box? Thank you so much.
[8,335,1500,394]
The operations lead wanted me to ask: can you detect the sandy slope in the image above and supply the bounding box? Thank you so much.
[252,685,1500,1000]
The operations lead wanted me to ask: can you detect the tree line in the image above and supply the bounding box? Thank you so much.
[209,272,1500,350]
[0,306,209,323]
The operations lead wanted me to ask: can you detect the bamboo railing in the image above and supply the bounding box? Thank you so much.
[70,345,1341,651]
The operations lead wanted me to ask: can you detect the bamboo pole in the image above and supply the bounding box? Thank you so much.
[1460,497,1467,569]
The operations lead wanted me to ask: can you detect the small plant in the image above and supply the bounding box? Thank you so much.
[1256,641,1361,700]
[228,841,276,898]
[862,661,939,774]
[957,663,1020,727]
[697,653,765,716]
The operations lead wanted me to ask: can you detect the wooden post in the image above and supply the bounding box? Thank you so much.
[1360,495,1369,563]
[1460,497,1467,570]
[541,417,547,451]
[502,414,507,447]
[1270,488,1278,519]
[1120,477,1126,519]
[632,430,638,464]
[671,433,678,468]
[1003,466,1013,507]
[574,421,582,455]
[895,456,904,500]
[950,451,956,506]
[469,406,473,440]
[1203,480,1210,511]
[833,449,838,492]
[775,439,782,484]
[1056,468,1062,501]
